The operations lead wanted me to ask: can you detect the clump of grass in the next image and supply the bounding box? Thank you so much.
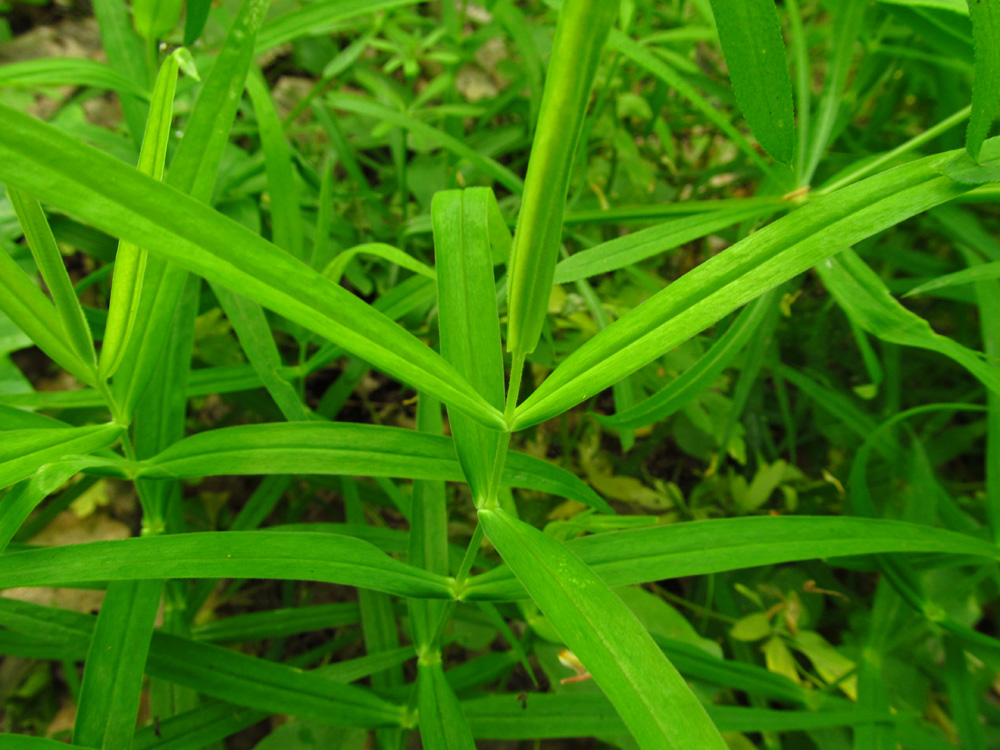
[1,0,999,748]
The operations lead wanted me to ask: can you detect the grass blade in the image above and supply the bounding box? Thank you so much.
[595,293,773,430]
[255,0,426,52]
[0,104,504,431]
[417,661,477,750]
[513,140,998,429]
[554,202,780,283]
[140,422,609,511]
[608,31,778,179]
[91,0,148,142]
[6,189,95,366]
[109,0,270,419]
[0,58,148,99]
[0,246,95,386]
[817,248,1000,396]
[433,189,506,504]
[409,396,450,647]
[133,0,184,40]
[0,531,454,599]
[707,0,795,163]
[99,49,181,380]
[478,507,726,749]
[0,459,101,553]
[505,0,619,361]
[323,243,435,284]
[464,515,1000,600]
[73,580,163,750]
[906,258,1000,295]
[966,0,1000,160]
[0,424,122,490]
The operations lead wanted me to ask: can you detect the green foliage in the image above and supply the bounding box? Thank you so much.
[0,0,999,748]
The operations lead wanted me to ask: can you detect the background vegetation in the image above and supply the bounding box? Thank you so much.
[1,0,999,748]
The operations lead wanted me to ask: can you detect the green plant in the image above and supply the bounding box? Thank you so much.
[1,0,1000,748]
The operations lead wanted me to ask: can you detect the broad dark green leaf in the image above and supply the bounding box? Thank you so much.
[505,0,619,360]
[140,423,610,511]
[966,0,1000,160]
[463,516,1000,600]
[433,189,506,503]
[0,531,453,599]
[478,507,726,750]
[0,104,504,431]
[708,0,795,163]
[512,139,1000,429]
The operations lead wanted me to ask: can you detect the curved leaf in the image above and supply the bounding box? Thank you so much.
[513,140,999,429]
[0,531,454,599]
[464,515,1000,601]
[477,507,726,750]
[139,422,610,512]
[0,103,504,431]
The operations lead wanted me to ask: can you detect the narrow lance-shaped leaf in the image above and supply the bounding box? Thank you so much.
[707,0,795,163]
[477,508,727,749]
[816,248,1000,396]
[109,0,271,419]
[0,102,505,431]
[409,396,450,647]
[0,59,149,99]
[6,188,95,366]
[506,0,619,361]
[183,0,212,45]
[418,660,477,750]
[0,246,95,386]
[0,459,107,553]
[133,0,184,40]
[512,139,1000,430]
[99,49,183,380]
[73,580,164,750]
[90,0,148,144]
[596,292,774,430]
[323,243,436,284]
[433,189,506,505]
[137,422,610,512]
[0,424,123,491]
[966,0,1000,161]
[0,531,454,600]
[464,515,1000,601]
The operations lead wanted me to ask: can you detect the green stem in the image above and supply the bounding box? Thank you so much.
[817,105,971,195]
